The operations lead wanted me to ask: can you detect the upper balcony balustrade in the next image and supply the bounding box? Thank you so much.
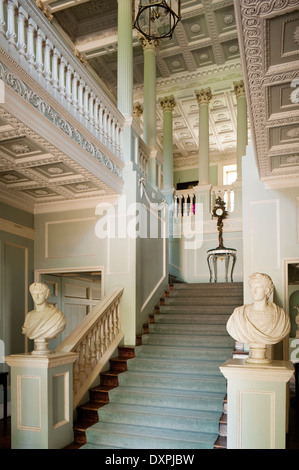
[0,0,126,206]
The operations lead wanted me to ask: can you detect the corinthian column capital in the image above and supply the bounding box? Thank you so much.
[234,80,245,98]
[195,88,212,106]
[159,95,176,112]
[138,33,160,52]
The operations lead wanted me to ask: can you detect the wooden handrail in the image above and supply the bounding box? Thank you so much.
[56,286,124,409]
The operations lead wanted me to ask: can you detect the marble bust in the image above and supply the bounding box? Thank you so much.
[22,282,66,355]
[226,273,291,363]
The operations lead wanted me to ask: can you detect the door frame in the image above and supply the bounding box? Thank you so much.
[34,266,105,299]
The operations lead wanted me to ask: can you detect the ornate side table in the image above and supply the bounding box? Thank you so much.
[207,247,237,283]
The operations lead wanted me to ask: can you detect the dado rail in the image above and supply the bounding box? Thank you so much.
[0,0,125,161]
[57,287,124,409]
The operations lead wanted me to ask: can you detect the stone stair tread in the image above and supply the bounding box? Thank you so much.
[85,421,219,448]
[136,342,233,351]
[109,385,225,400]
[99,402,222,421]
[118,370,226,383]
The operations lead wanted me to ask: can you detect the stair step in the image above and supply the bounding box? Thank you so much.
[117,370,227,393]
[149,323,228,335]
[108,386,225,412]
[159,305,234,314]
[84,421,219,449]
[172,282,242,291]
[164,296,242,306]
[142,333,234,348]
[154,313,230,324]
[134,344,232,361]
[97,402,222,434]
[127,357,224,376]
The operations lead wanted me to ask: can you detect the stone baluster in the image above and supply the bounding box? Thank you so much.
[83,86,89,120]
[26,18,36,65]
[6,0,17,46]
[59,56,66,98]
[65,64,72,104]
[16,6,27,56]
[51,47,59,90]
[89,92,94,126]
[43,38,52,83]
[0,0,5,36]
[78,79,84,116]
[93,98,99,131]
[35,28,45,74]
[71,72,79,110]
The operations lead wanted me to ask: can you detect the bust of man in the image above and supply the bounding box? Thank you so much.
[22,282,66,355]
[226,272,291,363]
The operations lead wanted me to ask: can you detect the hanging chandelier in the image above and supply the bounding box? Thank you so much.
[133,1,181,41]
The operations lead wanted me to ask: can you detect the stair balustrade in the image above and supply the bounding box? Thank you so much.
[56,287,124,409]
[174,185,235,218]
[211,185,235,213]
[0,0,124,161]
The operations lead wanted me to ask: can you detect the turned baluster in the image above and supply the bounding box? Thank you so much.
[6,0,17,46]
[71,72,79,110]
[43,38,52,83]
[26,18,36,66]
[89,92,94,126]
[73,350,81,393]
[0,0,6,36]
[65,64,73,104]
[51,47,59,90]
[35,28,45,75]
[58,56,66,98]
[16,6,27,56]
[78,79,84,116]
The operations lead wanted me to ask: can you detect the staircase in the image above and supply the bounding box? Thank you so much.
[74,282,243,450]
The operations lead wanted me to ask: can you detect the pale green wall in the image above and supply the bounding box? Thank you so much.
[0,204,34,357]
[174,165,218,188]
[33,163,168,346]
[242,145,299,358]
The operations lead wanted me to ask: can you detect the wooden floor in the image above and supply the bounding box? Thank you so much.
[1,400,298,450]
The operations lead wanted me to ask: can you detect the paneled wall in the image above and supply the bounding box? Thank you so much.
[242,145,299,359]
[0,203,34,357]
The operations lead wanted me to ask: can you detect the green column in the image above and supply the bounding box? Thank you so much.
[195,88,212,185]
[159,95,176,189]
[117,0,133,163]
[117,0,133,117]
[139,35,159,186]
[234,80,248,181]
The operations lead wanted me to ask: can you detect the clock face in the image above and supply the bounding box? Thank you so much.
[216,207,224,216]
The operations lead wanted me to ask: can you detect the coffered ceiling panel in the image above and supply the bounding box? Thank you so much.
[234,0,299,188]
[0,113,114,210]
[50,0,243,171]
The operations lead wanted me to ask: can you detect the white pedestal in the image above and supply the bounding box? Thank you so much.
[220,359,294,449]
[5,352,77,449]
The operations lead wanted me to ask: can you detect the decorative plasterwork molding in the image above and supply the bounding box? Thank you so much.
[234,0,299,186]
[0,60,122,179]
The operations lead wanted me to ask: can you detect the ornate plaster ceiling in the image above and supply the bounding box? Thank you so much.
[234,0,299,188]
[0,109,118,211]
[48,0,245,170]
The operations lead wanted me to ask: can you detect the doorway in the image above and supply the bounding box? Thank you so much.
[34,268,103,351]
